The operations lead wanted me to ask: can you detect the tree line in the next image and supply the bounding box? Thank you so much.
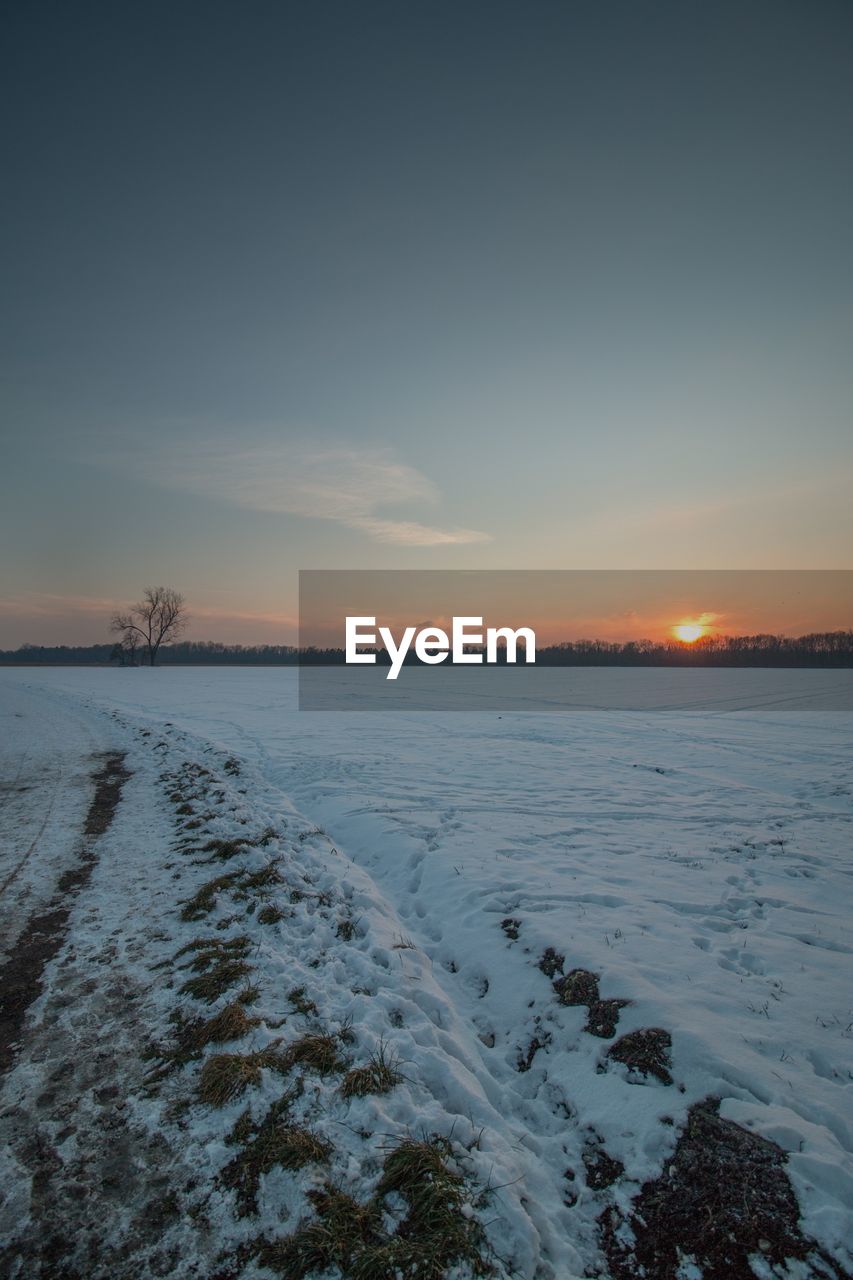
[2,631,851,667]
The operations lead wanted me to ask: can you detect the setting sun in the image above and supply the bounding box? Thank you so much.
[674,623,704,643]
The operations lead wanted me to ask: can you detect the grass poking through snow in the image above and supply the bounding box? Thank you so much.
[180,862,284,920]
[180,873,242,921]
[280,1032,347,1076]
[158,758,498,1278]
[221,1094,331,1215]
[197,1046,289,1106]
[145,1003,260,1081]
[176,934,252,969]
[179,957,254,1003]
[286,986,318,1017]
[258,1134,494,1279]
[340,1043,403,1099]
[257,903,286,925]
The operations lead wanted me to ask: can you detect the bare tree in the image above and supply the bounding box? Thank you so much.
[110,629,140,666]
[123,627,140,665]
[111,587,188,666]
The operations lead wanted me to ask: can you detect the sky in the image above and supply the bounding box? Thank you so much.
[1,1,851,646]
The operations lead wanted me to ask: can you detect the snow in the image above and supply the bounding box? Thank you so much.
[0,682,118,962]
[0,666,851,1277]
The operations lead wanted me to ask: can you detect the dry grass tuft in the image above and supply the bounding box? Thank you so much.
[198,1053,262,1106]
[179,957,253,1003]
[259,1135,493,1279]
[281,1032,346,1075]
[176,934,252,970]
[257,903,285,925]
[201,837,248,861]
[191,1002,258,1047]
[237,863,284,897]
[259,1185,384,1278]
[376,1135,460,1201]
[221,1101,331,1215]
[147,1002,259,1080]
[180,873,241,921]
[181,861,283,919]
[376,1136,492,1278]
[286,986,318,1017]
[340,1043,403,1099]
[197,1046,288,1106]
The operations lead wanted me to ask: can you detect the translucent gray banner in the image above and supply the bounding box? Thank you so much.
[298,570,853,711]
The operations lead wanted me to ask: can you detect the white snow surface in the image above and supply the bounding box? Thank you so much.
[0,666,851,1278]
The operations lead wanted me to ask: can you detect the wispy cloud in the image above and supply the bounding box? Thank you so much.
[0,591,120,620]
[349,516,491,546]
[106,442,491,547]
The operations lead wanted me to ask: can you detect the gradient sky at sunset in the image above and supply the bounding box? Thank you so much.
[1,1,851,646]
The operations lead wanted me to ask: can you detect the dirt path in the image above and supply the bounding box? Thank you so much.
[0,752,129,1076]
[0,719,210,1279]
[0,684,114,967]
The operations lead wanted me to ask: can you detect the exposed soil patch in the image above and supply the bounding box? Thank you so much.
[83,752,131,836]
[549,961,632,1037]
[605,1027,673,1084]
[553,967,600,1007]
[0,751,129,1075]
[600,1097,850,1279]
[582,1145,624,1190]
[585,997,630,1039]
[538,946,564,978]
[517,1028,551,1072]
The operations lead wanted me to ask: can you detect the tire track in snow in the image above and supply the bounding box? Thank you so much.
[0,762,63,899]
[0,751,129,1076]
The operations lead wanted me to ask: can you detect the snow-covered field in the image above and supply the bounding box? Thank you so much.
[1,667,851,1279]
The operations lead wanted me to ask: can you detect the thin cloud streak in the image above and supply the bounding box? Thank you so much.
[348,516,491,546]
[0,592,121,619]
[102,443,491,547]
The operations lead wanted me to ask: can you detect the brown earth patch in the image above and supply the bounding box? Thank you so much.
[600,1097,850,1279]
